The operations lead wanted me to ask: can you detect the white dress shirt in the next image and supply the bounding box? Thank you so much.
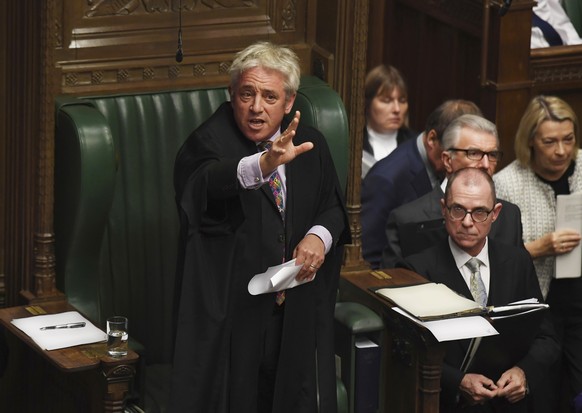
[236,129,333,254]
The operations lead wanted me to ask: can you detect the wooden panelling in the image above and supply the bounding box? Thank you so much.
[532,45,582,123]
[379,0,483,133]
[3,0,44,306]
[0,0,7,306]
[55,0,312,94]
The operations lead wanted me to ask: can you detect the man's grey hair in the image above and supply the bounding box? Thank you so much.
[441,114,499,150]
[229,41,300,100]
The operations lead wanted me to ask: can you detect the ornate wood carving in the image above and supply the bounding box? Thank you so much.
[30,0,62,301]
[61,59,233,94]
[103,362,137,413]
[532,45,582,85]
[281,0,297,31]
[85,0,255,17]
[53,0,305,94]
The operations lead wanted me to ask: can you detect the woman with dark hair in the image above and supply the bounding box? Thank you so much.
[362,64,416,177]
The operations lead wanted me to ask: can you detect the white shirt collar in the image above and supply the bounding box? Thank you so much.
[366,125,398,161]
[449,236,490,270]
[449,237,491,295]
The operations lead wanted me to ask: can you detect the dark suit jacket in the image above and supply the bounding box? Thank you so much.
[171,103,350,413]
[361,136,434,268]
[382,185,524,268]
[401,240,559,412]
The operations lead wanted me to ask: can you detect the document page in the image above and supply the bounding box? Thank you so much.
[11,311,107,351]
[556,192,582,279]
[393,307,498,342]
[376,283,484,321]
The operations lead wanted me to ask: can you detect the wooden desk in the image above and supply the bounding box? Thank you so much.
[339,268,445,413]
[0,301,138,413]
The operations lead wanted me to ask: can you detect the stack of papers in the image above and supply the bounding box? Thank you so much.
[376,283,496,342]
[11,311,107,351]
[376,282,485,321]
[377,284,549,344]
[393,307,498,342]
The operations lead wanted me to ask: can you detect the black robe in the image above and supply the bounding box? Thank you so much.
[169,103,350,413]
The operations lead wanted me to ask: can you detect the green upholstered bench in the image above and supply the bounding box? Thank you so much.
[54,76,350,410]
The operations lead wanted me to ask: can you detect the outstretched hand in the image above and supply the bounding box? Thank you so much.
[259,111,313,177]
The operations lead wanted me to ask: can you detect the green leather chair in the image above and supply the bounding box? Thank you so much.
[54,76,350,411]
[563,0,582,38]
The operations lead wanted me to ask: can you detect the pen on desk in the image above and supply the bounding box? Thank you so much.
[39,322,86,330]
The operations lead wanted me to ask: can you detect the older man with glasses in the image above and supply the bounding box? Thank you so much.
[399,167,559,413]
[382,114,524,268]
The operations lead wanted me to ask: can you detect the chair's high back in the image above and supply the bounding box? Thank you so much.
[54,76,349,365]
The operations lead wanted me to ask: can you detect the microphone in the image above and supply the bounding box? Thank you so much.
[499,0,512,16]
[176,30,183,63]
[175,0,183,63]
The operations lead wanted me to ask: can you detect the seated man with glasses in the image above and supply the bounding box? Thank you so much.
[399,167,558,412]
[382,114,524,268]
[445,203,495,223]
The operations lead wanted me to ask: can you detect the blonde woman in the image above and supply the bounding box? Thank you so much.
[494,95,582,412]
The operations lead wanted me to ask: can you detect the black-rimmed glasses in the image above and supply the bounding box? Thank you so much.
[445,204,494,223]
[448,148,503,162]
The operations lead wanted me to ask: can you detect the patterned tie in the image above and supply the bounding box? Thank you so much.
[466,257,487,308]
[259,141,286,305]
[258,141,285,220]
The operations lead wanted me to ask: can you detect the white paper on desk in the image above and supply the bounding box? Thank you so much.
[11,311,107,351]
[556,192,582,279]
[248,259,312,295]
[393,307,498,342]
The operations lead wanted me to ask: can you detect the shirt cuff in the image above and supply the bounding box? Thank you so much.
[308,225,333,255]
[238,151,267,189]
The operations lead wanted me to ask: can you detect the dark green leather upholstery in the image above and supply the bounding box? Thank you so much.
[334,301,384,413]
[54,76,350,409]
[290,76,349,189]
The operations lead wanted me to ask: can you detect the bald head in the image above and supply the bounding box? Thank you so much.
[445,167,497,207]
[441,168,502,256]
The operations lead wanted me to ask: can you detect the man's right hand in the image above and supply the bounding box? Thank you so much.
[259,111,313,177]
[459,373,498,405]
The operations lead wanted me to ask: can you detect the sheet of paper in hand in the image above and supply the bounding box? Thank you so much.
[248,259,313,295]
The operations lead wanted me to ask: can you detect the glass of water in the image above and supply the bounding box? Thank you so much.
[106,316,128,357]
